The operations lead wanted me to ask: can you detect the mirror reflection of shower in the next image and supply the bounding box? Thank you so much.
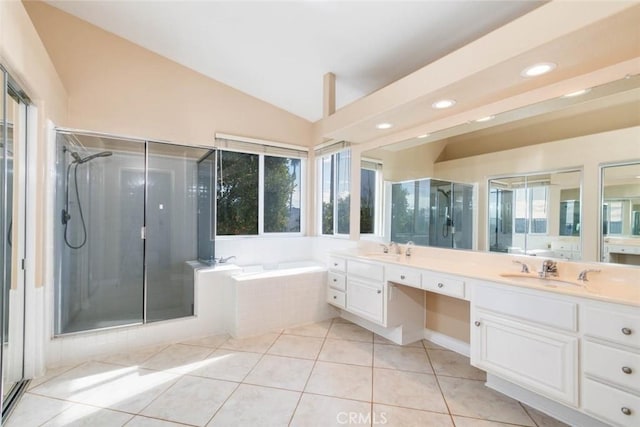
[62,146,112,249]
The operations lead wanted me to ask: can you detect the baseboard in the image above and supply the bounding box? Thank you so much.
[486,374,609,427]
[423,328,470,357]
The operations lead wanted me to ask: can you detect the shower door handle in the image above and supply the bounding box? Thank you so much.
[140,226,146,240]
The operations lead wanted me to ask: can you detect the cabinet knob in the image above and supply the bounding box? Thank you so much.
[474,321,481,327]
[333,278,337,282]
[377,290,382,294]
[622,366,633,374]
[621,407,632,416]
[437,282,444,288]
[333,263,338,267]
[400,275,406,280]
[622,327,632,335]
[333,296,337,299]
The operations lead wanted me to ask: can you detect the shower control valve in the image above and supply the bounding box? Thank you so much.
[61,209,71,225]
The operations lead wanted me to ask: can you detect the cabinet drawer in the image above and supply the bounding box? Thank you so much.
[328,272,346,291]
[423,273,464,299]
[583,378,639,427]
[475,284,577,332]
[584,340,640,393]
[347,259,384,282]
[327,288,346,309]
[386,266,421,288]
[329,256,346,273]
[583,306,640,349]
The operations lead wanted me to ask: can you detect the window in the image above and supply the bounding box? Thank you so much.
[360,160,383,235]
[605,201,624,235]
[217,151,259,235]
[514,186,548,234]
[319,149,350,235]
[216,149,304,236]
[264,156,302,233]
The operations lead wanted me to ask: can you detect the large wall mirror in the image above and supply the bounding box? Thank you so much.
[359,74,640,262]
[488,170,582,259]
[601,162,640,266]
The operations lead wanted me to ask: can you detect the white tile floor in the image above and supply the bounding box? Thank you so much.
[9,318,569,427]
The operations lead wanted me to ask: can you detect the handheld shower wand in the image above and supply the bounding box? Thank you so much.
[62,149,113,249]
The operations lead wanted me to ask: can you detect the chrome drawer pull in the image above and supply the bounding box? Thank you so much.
[622,366,632,374]
[622,327,632,335]
[474,321,481,327]
[621,407,631,416]
[377,290,382,294]
[333,263,338,267]
[333,278,337,282]
[400,275,406,280]
[437,282,444,288]
[333,296,337,299]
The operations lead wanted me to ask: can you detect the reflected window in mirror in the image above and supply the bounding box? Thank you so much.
[360,159,383,235]
[488,169,582,260]
[600,162,640,265]
[319,148,351,236]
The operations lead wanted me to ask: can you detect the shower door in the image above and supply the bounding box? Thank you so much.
[55,133,145,334]
[1,67,28,417]
[55,134,211,334]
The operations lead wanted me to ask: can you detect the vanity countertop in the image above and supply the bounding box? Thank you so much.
[330,248,640,307]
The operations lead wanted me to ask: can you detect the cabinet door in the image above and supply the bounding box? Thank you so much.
[471,310,578,406]
[346,278,385,325]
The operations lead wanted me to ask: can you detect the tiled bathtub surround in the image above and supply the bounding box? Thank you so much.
[12,319,568,427]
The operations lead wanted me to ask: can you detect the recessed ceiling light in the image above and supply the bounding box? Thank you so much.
[376,122,393,130]
[432,99,456,109]
[521,62,556,78]
[475,115,495,123]
[417,134,429,139]
[563,88,591,98]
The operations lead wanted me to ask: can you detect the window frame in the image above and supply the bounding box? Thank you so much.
[215,148,306,238]
[513,185,549,235]
[360,159,384,236]
[317,148,351,238]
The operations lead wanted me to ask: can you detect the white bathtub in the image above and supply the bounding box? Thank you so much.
[229,261,336,337]
[233,261,326,280]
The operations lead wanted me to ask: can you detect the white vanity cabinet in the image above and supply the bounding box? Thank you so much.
[581,301,640,427]
[327,256,347,309]
[471,282,579,406]
[346,259,386,325]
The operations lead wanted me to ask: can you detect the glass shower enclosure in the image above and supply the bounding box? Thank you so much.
[391,178,474,249]
[55,131,213,335]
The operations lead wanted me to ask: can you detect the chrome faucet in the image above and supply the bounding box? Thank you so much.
[405,241,415,257]
[388,241,401,255]
[380,243,389,254]
[512,260,530,274]
[217,255,236,264]
[577,269,601,282]
[539,259,558,278]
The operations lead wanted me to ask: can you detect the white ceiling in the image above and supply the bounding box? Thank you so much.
[47,1,542,122]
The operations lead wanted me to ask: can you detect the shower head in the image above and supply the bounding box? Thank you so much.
[70,151,113,164]
[70,151,83,163]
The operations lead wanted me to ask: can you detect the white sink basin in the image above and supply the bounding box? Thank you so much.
[499,273,584,289]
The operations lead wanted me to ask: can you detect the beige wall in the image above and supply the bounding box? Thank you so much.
[1,0,68,287]
[24,1,312,148]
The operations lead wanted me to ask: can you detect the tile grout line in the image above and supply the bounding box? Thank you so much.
[287,317,335,427]
[519,401,542,427]
[204,329,284,426]
[422,339,457,427]
[132,342,220,421]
